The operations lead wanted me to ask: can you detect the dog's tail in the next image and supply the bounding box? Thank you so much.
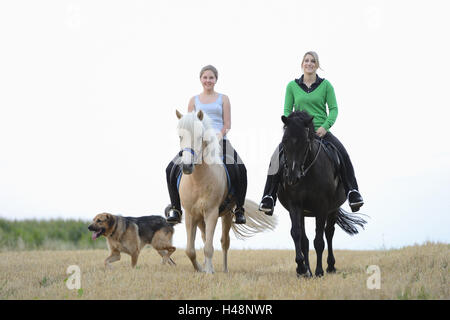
[231,199,277,240]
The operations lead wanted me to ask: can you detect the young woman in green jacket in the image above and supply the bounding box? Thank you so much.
[259,51,364,214]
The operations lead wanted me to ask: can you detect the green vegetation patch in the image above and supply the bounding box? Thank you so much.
[0,218,106,251]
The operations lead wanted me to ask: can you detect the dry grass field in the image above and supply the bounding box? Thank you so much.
[0,242,448,300]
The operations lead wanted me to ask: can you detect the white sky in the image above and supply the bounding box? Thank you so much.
[0,0,449,250]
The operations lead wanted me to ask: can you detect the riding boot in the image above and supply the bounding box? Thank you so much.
[222,139,247,224]
[225,162,247,224]
[348,189,364,213]
[322,132,364,212]
[259,144,283,216]
[259,173,280,216]
[165,160,183,224]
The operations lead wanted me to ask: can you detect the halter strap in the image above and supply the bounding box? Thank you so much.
[181,147,198,163]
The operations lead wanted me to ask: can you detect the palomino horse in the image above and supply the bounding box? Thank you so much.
[176,110,277,274]
[277,111,367,277]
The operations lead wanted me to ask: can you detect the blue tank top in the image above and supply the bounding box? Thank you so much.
[194,94,226,138]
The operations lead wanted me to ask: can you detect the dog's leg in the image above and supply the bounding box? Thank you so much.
[157,248,176,266]
[104,250,121,269]
[166,246,176,266]
[152,230,177,266]
[157,250,168,264]
[131,251,140,268]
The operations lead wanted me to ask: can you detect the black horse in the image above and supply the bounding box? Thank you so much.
[277,111,367,277]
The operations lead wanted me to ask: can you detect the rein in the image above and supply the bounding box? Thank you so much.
[301,138,322,177]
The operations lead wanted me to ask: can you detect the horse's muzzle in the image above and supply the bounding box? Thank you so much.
[182,163,194,174]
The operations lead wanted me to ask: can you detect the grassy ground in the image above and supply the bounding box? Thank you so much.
[0,242,447,300]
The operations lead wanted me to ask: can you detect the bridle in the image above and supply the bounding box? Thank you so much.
[283,128,323,179]
[179,127,205,165]
[180,147,199,163]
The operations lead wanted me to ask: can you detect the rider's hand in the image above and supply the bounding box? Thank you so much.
[316,127,327,138]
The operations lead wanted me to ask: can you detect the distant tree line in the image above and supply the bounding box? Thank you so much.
[0,218,106,250]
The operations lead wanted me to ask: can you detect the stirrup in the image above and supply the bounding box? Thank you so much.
[165,205,182,223]
[259,195,275,215]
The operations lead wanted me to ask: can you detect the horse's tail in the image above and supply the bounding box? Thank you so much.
[231,199,277,240]
[335,208,368,235]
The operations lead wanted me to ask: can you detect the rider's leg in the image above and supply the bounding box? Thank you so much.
[322,132,364,212]
[165,154,183,224]
[222,139,246,224]
[259,143,283,215]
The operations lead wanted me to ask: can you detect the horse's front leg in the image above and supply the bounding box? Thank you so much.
[314,215,326,277]
[289,207,311,278]
[220,213,233,273]
[203,210,219,274]
[185,212,203,272]
[325,212,337,273]
[300,215,312,276]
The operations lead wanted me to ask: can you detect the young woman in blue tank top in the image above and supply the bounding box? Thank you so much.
[165,65,247,224]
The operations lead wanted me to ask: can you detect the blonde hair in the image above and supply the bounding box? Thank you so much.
[199,65,218,80]
[301,51,322,70]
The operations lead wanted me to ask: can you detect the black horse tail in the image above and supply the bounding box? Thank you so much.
[335,208,368,235]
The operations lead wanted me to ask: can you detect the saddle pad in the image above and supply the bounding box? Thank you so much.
[319,138,341,178]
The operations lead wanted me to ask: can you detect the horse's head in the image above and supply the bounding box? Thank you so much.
[176,110,220,174]
[281,111,315,186]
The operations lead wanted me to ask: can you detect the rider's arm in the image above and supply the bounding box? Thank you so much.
[284,82,295,117]
[220,95,231,139]
[187,96,196,112]
[321,81,338,131]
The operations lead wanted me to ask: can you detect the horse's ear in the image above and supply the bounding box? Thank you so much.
[306,115,314,125]
[281,115,288,124]
[197,110,204,121]
[176,109,183,119]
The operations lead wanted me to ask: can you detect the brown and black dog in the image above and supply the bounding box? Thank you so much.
[88,213,176,268]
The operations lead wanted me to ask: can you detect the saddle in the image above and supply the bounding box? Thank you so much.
[319,138,342,180]
[175,156,236,216]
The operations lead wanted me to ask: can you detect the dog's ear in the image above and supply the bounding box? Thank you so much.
[105,213,115,228]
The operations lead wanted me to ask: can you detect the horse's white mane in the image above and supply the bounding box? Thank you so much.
[177,111,222,164]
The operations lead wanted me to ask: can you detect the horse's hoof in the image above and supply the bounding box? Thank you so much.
[315,270,324,277]
[296,270,312,278]
[326,267,337,273]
